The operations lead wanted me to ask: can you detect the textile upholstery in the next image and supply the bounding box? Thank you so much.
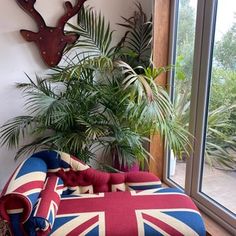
[52,189,205,236]
[31,176,64,234]
[0,150,206,235]
[0,157,47,223]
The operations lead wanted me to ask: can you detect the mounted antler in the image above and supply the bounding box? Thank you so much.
[15,0,86,67]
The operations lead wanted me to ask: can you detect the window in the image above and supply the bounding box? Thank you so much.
[167,0,198,188]
[165,0,236,233]
[201,0,236,215]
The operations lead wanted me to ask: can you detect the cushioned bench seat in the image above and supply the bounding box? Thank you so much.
[0,150,206,235]
[52,189,205,236]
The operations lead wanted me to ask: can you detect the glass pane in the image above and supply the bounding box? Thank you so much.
[201,0,236,214]
[168,0,198,187]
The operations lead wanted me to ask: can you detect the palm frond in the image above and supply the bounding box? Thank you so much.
[115,60,154,101]
[205,145,236,171]
[66,6,114,57]
[14,136,53,160]
[116,2,152,67]
[0,116,35,148]
[100,128,149,168]
[163,120,192,159]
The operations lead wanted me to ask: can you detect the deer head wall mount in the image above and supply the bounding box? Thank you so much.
[16,0,86,67]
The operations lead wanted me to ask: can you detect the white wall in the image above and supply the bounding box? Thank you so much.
[0,0,152,189]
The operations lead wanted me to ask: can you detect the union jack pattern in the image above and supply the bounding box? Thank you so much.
[111,180,162,192]
[51,211,105,236]
[0,151,206,235]
[0,157,47,223]
[33,176,64,231]
[136,208,204,236]
[32,150,90,173]
[50,188,205,236]
[132,187,205,235]
[126,180,162,191]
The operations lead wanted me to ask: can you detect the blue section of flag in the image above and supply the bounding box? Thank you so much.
[31,217,47,231]
[85,225,99,236]
[33,150,72,169]
[16,157,47,179]
[130,185,162,190]
[164,211,205,235]
[48,211,54,226]
[61,191,78,196]
[59,160,71,169]
[155,188,184,193]
[58,178,64,186]
[32,150,61,170]
[52,215,78,232]
[144,223,163,236]
[28,193,41,205]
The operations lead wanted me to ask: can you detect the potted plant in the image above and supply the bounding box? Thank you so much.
[0,4,191,171]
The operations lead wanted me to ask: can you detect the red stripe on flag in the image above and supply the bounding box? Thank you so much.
[67,215,99,236]
[142,213,184,236]
[14,181,45,194]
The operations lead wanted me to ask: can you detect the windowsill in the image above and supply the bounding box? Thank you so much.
[201,212,232,236]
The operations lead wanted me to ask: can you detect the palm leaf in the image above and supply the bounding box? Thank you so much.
[66,6,114,57]
[0,116,35,148]
[14,137,53,160]
[116,2,152,67]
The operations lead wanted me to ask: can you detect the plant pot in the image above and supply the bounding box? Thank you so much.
[113,157,140,172]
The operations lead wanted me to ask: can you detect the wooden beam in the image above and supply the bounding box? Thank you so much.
[149,0,171,179]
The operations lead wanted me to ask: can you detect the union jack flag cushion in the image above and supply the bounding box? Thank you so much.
[31,150,162,194]
[49,187,205,236]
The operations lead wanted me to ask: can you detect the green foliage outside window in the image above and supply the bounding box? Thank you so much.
[175,0,236,170]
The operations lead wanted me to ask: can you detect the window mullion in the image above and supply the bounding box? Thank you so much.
[163,0,179,187]
[189,0,217,199]
[185,0,208,196]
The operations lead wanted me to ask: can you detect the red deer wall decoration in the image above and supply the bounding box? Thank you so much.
[15,0,86,67]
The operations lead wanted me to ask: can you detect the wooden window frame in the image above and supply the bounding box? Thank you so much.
[149,0,171,180]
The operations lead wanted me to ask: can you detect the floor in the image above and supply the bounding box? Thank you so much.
[171,162,236,214]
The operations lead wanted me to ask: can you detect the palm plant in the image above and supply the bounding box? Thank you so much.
[0,4,191,169]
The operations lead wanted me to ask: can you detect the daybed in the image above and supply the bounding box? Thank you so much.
[0,150,206,235]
